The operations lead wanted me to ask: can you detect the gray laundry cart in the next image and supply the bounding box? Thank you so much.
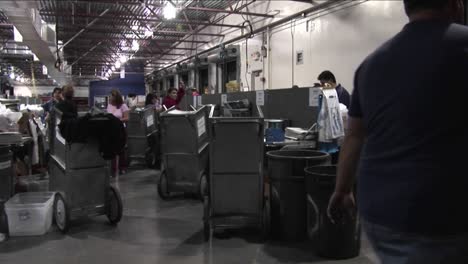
[204,104,270,241]
[127,107,159,168]
[48,109,123,233]
[157,106,210,199]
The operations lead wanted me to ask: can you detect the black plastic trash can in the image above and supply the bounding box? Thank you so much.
[305,166,360,259]
[267,150,330,241]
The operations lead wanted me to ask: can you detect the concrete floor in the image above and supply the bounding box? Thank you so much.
[0,169,378,264]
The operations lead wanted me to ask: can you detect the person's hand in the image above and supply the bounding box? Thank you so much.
[327,191,356,225]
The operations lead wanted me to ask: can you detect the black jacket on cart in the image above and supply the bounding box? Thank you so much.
[58,113,126,160]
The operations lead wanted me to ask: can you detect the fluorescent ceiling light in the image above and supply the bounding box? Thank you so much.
[13,26,23,42]
[163,2,177,20]
[144,29,153,38]
[132,40,140,51]
[119,55,128,63]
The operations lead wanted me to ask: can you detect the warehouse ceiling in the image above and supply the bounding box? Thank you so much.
[1,9,54,86]
[35,0,271,79]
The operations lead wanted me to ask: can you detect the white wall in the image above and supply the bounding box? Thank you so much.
[170,0,407,93]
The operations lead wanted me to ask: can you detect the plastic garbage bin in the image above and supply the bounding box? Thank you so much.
[267,150,330,241]
[305,166,360,259]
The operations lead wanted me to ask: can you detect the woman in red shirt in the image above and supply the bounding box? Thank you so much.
[162,81,186,110]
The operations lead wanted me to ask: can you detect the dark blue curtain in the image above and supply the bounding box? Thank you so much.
[89,74,145,107]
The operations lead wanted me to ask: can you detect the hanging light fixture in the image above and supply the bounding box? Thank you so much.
[163,2,177,20]
[119,55,128,63]
[144,28,153,38]
[132,40,140,51]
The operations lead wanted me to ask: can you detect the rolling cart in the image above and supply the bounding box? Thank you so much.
[157,105,210,200]
[127,107,159,168]
[48,109,123,233]
[204,103,270,241]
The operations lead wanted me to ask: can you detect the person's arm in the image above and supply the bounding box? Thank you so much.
[327,117,365,223]
[343,90,351,109]
[176,82,186,103]
[327,66,364,223]
[120,104,129,122]
[336,117,365,192]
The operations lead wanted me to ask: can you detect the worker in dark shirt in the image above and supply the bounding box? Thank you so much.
[42,87,62,121]
[55,85,77,119]
[327,0,468,263]
[162,81,186,110]
[42,87,62,113]
[317,70,350,108]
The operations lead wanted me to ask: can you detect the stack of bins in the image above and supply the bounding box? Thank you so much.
[266,150,330,241]
[127,107,159,168]
[157,106,210,199]
[204,104,270,241]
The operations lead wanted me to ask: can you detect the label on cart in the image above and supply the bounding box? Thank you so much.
[256,90,265,106]
[146,115,154,127]
[221,94,227,104]
[197,116,206,137]
[309,87,321,107]
[0,161,10,170]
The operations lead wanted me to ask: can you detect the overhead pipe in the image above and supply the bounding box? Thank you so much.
[155,0,348,74]
[66,40,105,70]
[186,6,275,18]
[150,0,256,66]
[56,8,110,52]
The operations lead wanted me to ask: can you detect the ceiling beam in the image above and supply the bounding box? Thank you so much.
[55,25,224,37]
[185,6,275,18]
[150,0,255,65]
[57,35,208,43]
[58,8,110,52]
[40,11,244,28]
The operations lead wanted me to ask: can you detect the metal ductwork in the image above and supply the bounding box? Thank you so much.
[207,53,220,63]
[0,0,69,85]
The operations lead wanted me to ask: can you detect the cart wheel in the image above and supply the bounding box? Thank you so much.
[199,174,208,201]
[107,186,123,225]
[261,198,271,240]
[158,171,170,200]
[54,193,69,233]
[203,195,210,242]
